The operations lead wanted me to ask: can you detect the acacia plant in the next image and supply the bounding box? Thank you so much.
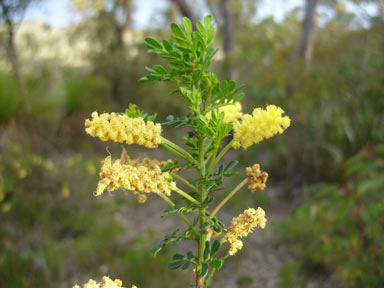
[79,16,290,288]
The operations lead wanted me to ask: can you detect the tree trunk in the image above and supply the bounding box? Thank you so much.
[297,0,318,71]
[287,0,318,92]
[110,25,124,104]
[0,0,29,111]
[288,0,318,73]
[220,0,234,80]
[171,0,196,28]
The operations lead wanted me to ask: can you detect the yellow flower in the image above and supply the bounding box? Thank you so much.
[206,102,242,123]
[227,237,243,256]
[233,105,290,149]
[225,207,267,256]
[85,112,162,148]
[246,164,268,192]
[73,276,137,288]
[137,194,147,204]
[96,156,176,197]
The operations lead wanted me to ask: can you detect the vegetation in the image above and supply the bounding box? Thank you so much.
[280,145,384,287]
[0,0,383,287]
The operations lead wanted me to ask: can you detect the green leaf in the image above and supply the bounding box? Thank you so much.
[228,80,237,91]
[200,263,209,278]
[171,23,185,39]
[153,65,168,74]
[224,160,239,173]
[138,76,149,83]
[206,47,218,59]
[173,253,185,260]
[204,241,211,260]
[181,261,191,270]
[168,260,184,270]
[144,37,162,49]
[182,17,193,35]
[210,240,220,257]
[200,196,214,208]
[150,240,165,255]
[150,229,179,255]
[160,205,192,217]
[204,15,213,27]
[196,21,206,36]
[162,40,173,52]
[222,80,229,94]
[211,258,223,270]
[187,251,194,259]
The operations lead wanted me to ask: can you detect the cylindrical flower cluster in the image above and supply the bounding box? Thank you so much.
[246,164,268,192]
[73,276,137,288]
[233,105,290,149]
[225,207,267,255]
[206,102,242,123]
[85,112,162,148]
[96,156,176,197]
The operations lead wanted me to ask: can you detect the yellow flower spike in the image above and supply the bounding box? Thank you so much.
[95,155,176,197]
[246,164,268,192]
[225,207,267,256]
[227,238,243,256]
[206,102,242,123]
[85,112,162,148]
[73,275,137,288]
[233,105,290,149]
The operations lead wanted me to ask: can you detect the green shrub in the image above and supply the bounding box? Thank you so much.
[280,144,384,287]
[0,72,21,122]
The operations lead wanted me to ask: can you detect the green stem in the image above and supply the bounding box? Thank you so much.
[172,173,200,194]
[204,268,217,287]
[174,187,200,205]
[206,144,219,175]
[197,137,207,287]
[210,178,248,218]
[207,140,233,174]
[199,141,206,177]
[157,193,198,237]
[161,137,196,164]
[161,143,191,163]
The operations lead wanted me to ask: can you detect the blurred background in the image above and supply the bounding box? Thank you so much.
[0,0,383,287]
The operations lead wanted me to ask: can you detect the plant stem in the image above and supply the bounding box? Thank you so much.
[161,143,192,163]
[204,268,217,287]
[197,137,207,287]
[161,137,196,163]
[157,193,198,237]
[207,140,233,174]
[172,173,200,194]
[210,178,248,218]
[174,187,200,204]
[206,143,219,175]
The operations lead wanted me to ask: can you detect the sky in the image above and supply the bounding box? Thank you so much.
[24,0,303,28]
[24,0,378,28]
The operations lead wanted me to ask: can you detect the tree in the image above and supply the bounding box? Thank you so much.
[0,0,36,111]
[289,0,319,73]
[72,0,133,104]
